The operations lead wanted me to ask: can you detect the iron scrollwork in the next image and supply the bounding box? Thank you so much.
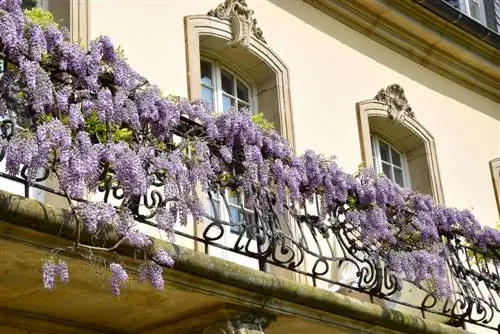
[1,115,499,331]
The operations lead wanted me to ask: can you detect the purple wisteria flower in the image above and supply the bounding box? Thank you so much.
[109,263,128,296]
[42,259,69,291]
[154,249,175,268]
[2,0,498,300]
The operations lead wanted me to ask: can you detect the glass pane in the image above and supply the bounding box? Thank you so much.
[394,168,404,187]
[229,207,240,222]
[201,86,214,107]
[222,95,234,112]
[379,141,390,162]
[200,61,212,86]
[227,189,239,205]
[221,70,233,95]
[382,163,392,179]
[391,148,402,167]
[236,80,249,102]
[468,0,481,20]
[206,198,220,219]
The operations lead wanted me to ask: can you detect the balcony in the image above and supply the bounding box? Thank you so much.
[0,2,498,332]
[0,112,498,333]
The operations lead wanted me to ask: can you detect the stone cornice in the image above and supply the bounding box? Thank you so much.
[304,0,500,103]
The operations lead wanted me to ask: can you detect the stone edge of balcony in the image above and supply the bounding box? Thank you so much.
[0,190,468,334]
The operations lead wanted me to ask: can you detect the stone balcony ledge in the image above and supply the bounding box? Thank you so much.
[0,190,468,334]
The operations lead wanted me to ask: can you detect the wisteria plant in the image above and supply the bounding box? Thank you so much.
[0,0,498,298]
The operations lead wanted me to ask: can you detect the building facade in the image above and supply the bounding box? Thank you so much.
[0,0,499,333]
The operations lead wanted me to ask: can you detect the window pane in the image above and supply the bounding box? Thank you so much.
[394,168,404,187]
[200,61,212,86]
[206,197,220,219]
[382,162,392,179]
[201,86,214,107]
[221,70,234,95]
[222,95,234,112]
[391,148,402,167]
[379,141,390,162]
[229,206,240,222]
[468,0,481,20]
[227,189,239,205]
[237,80,249,102]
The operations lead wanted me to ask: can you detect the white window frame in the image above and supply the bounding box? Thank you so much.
[371,134,411,189]
[460,0,487,24]
[200,57,257,114]
[206,188,255,236]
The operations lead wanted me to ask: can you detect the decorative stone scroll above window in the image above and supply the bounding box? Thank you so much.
[374,84,415,124]
[207,0,266,48]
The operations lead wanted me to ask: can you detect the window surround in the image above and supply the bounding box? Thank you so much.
[490,157,500,217]
[356,85,444,203]
[184,14,295,148]
[200,56,258,114]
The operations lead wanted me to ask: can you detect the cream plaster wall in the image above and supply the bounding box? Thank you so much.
[88,0,500,226]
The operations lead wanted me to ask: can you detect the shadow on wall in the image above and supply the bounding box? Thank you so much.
[268,0,500,121]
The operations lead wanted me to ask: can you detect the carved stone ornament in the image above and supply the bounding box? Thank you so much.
[374,84,415,124]
[207,0,266,48]
[202,311,273,334]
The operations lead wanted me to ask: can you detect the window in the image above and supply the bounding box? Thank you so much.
[200,60,256,235]
[371,135,410,188]
[356,85,444,203]
[200,59,254,114]
[446,0,487,24]
[206,188,256,238]
[22,0,71,31]
[465,0,486,22]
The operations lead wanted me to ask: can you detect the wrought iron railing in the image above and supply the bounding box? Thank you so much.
[0,117,499,332]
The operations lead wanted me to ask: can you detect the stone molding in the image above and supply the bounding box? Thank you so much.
[70,0,90,49]
[490,157,500,217]
[0,190,466,333]
[202,309,274,334]
[207,0,266,48]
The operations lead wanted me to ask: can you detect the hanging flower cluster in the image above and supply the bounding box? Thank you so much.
[0,0,498,298]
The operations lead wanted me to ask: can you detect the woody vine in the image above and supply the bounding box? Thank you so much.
[0,1,498,297]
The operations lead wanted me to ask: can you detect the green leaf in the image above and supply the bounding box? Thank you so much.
[24,7,56,28]
[112,127,133,143]
[251,113,275,131]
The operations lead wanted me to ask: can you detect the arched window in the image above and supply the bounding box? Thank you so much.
[185,1,295,274]
[357,84,444,203]
[184,1,294,147]
[200,58,256,114]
